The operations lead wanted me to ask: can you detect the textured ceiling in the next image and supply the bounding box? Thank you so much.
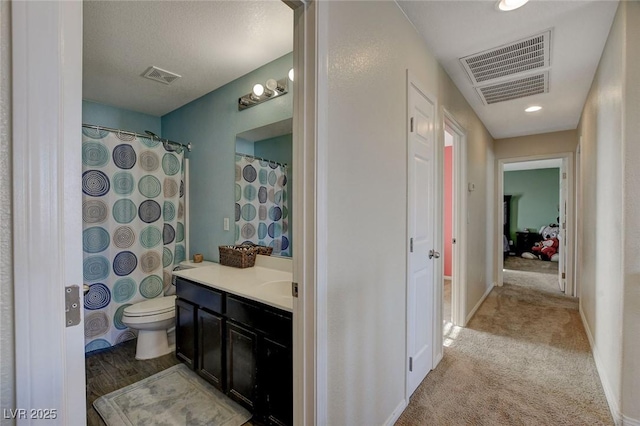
[397,0,618,139]
[83,1,293,117]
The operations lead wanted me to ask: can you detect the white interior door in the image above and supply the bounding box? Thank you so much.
[406,76,436,397]
[13,2,86,424]
[558,163,567,292]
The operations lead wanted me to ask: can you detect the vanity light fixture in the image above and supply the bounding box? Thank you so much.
[496,0,529,11]
[288,68,294,82]
[525,105,542,112]
[239,76,289,111]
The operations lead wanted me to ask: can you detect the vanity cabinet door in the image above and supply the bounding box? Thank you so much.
[175,298,197,368]
[227,321,258,410]
[198,309,225,390]
[261,337,293,426]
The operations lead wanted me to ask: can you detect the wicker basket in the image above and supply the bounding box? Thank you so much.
[247,243,273,256]
[218,245,258,268]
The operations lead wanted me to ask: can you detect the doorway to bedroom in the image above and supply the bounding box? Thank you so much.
[498,154,574,296]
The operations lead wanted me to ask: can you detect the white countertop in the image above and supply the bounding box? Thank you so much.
[173,261,293,312]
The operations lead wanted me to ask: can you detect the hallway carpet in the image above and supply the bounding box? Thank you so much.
[396,270,612,426]
[504,255,558,275]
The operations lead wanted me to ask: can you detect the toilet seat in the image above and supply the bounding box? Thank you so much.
[124,295,176,317]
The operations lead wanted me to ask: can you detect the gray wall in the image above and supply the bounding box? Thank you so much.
[1,0,14,422]
[320,2,495,423]
[577,1,640,421]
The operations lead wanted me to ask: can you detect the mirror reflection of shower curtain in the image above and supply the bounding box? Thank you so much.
[81,128,185,353]
[235,154,290,256]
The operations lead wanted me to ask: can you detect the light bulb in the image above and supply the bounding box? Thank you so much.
[496,0,529,11]
[288,68,294,82]
[525,106,542,112]
[266,79,278,91]
[253,83,264,97]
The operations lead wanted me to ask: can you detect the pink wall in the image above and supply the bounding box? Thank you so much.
[444,146,453,277]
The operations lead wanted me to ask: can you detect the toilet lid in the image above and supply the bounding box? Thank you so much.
[124,295,176,317]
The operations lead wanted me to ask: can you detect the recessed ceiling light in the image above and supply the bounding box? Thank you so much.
[525,106,542,112]
[496,0,529,12]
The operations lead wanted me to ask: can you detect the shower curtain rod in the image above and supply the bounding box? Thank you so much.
[236,152,287,168]
[82,124,192,152]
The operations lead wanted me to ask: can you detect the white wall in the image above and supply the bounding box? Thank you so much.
[494,130,578,159]
[577,1,640,422]
[319,2,494,423]
[0,0,14,419]
[621,2,640,421]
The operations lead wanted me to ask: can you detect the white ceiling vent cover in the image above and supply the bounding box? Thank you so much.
[142,66,181,85]
[460,30,551,85]
[476,72,549,105]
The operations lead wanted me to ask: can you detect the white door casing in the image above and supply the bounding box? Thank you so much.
[443,111,468,327]
[406,74,436,397]
[558,159,568,292]
[12,1,86,424]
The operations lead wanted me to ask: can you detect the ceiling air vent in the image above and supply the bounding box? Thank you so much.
[142,66,181,85]
[460,30,551,85]
[476,72,549,105]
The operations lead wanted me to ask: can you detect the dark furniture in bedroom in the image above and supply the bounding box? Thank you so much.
[516,231,542,255]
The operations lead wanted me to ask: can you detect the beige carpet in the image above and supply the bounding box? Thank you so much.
[396,269,612,426]
[504,256,559,275]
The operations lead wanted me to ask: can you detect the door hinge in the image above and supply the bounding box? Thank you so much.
[409,357,413,372]
[562,272,566,279]
[292,282,299,298]
[410,238,414,253]
[65,285,81,327]
[410,117,414,132]
[563,172,567,179]
[562,223,566,230]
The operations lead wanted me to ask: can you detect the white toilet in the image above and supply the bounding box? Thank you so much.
[122,295,177,360]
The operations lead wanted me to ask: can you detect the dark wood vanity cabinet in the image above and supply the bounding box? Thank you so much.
[226,321,259,409]
[197,309,225,389]
[175,277,292,425]
[175,298,197,368]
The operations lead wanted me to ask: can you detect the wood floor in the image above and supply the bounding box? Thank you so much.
[85,340,180,426]
[85,340,257,425]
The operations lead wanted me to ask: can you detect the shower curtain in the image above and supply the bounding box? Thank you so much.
[235,154,290,256]
[82,128,185,352]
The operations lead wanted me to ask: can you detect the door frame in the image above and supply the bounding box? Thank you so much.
[496,152,575,296]
[405,71,441,401]
[574,139,582,298]
[442,110,467,327]
[12,1,322,424]
[12,2,86,424]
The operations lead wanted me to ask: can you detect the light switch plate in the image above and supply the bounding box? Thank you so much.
[223,217,230,231]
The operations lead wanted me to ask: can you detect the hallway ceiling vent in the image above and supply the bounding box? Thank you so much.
[460,30,551,85]
[475,72,549,105]
[142,66,181,85]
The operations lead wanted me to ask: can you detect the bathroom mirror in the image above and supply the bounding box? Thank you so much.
[235,118,292,257]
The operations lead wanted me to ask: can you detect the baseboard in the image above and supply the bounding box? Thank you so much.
[465,282,494,324]
[579,304,622,425]
[623,414,640,426]
[383,399,407,426]
[443,275,452,280]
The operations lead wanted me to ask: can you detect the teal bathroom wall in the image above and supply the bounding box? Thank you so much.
[162,53,293,261]
[254,134,292,167]
[82,100,162,135]
[235,137,255,156]
[504,168,560,241]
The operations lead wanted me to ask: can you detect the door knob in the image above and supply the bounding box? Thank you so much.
[429,250,440,259]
